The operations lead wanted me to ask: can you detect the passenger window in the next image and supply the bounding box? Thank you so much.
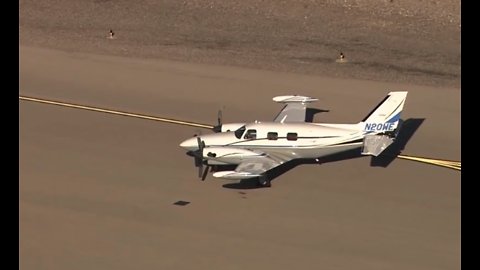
[286,132,298,141]
[244,129,257,140]
[267,132,278,140]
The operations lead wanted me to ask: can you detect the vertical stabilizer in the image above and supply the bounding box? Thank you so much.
[360,91,408,134]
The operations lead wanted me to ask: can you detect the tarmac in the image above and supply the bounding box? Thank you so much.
[20,45,460,270]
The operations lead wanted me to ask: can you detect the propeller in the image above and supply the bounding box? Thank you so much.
[212,108,223,133]
[195,137,206,179]
[189,108,224,179]
[187,136,210,181]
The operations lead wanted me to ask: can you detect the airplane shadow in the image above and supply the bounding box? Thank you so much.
[221,118,424,189]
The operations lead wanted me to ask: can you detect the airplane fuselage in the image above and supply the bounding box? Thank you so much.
[180,122,365,165]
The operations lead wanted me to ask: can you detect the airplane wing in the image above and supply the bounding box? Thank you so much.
[212,154,289,180]
[272,95,318,123]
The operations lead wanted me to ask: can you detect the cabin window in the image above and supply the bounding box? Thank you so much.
[286,132,298,141]
[244,129,257,140]
[234,125,246,139]
[267,132,278,140]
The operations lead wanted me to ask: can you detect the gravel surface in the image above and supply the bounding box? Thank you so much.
[20,0,460,88]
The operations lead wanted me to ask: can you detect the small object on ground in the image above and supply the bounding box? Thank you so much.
[173,200,190,206]
[335,52,348,63]
[107,29,115,39]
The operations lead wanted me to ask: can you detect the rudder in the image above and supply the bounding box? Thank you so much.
[360,91,408,134]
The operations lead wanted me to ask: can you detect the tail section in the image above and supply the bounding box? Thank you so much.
[360,91,408,134]
[359,91,408,156]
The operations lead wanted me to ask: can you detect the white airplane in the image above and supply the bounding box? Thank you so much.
[180,91,408,187]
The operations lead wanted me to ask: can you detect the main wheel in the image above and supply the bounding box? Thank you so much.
[257,175,271,188]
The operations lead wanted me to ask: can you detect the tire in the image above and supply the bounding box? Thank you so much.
[258,175,271,188]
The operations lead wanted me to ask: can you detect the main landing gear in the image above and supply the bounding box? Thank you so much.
[257,175,271,188]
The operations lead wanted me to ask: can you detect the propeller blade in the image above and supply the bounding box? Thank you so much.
[194,155,201,167]
[197,137,205,153]
[201,165,209,181]
[198,163,203,178]
[212,108,224,133]
[217,109,223,126]
[196,136,202,149]
[194,136,207,179]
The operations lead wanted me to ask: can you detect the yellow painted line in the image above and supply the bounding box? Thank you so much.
[19,96,214,129]
[397,154,461,171]
[397,155,460,166]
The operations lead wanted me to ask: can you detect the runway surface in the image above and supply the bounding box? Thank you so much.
[20,46,460,270]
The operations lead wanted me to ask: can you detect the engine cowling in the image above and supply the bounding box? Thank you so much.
[203,147,263,165]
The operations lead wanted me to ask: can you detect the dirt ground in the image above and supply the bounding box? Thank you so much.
[20,1,460,270]
[19,0,460,88]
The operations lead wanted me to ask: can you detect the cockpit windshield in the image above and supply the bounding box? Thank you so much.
[234,125,246,139]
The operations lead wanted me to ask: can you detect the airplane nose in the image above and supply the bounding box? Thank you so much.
[179,137,198,151]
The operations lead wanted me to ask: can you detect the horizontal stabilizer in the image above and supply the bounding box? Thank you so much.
[273,95,318,103]
[212,171,261,180]
[361,134,394,156]
[273,95,318,122]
